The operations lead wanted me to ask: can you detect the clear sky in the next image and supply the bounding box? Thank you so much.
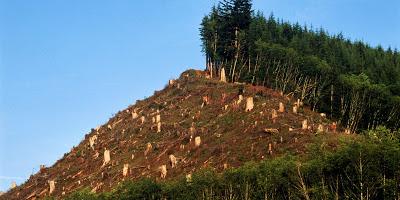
[0,0,399,192]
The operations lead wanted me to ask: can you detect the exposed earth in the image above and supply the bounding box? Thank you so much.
[1,69,348,199]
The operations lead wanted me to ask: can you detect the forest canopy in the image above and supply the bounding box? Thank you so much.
[200,0,400,132]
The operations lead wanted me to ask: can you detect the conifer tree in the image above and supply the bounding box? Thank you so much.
[200,0,400,131]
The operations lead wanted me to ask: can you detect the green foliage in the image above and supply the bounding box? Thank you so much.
[64,188,98,200]
[200,0,400,131]
[109,178,162,200]
[75,150,82,157]
[65,129,400,199]
[365,126,400,142]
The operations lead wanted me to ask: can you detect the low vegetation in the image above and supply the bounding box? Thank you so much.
[56,127,400,200]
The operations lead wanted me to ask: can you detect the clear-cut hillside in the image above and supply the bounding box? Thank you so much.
[2,69,345,200]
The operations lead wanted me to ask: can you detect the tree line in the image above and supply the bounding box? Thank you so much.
[199,0,400,132]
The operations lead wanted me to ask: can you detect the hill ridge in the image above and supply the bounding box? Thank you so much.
[2,69,341,199]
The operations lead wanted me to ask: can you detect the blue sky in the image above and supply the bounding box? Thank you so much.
[0,0,399,192]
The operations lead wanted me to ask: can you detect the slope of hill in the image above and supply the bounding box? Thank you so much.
[2,69,344,200]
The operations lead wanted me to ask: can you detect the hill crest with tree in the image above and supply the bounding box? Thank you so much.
[200,0,400,133]
[2,0,400,199]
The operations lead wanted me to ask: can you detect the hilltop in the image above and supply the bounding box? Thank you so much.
[2,0,399,198]
[2,69,344,199]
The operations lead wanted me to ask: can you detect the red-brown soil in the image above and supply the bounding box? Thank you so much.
[2,69,347,200]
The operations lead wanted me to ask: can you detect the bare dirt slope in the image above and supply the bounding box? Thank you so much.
[2,69,343,200]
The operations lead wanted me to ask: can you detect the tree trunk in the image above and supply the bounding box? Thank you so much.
[231,27,240,82]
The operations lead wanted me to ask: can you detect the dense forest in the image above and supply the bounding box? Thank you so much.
[200,0,400,132]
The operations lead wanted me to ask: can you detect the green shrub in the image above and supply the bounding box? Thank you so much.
[109,178,162,200]
[64,188,97,200]
[61,131,400,200]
